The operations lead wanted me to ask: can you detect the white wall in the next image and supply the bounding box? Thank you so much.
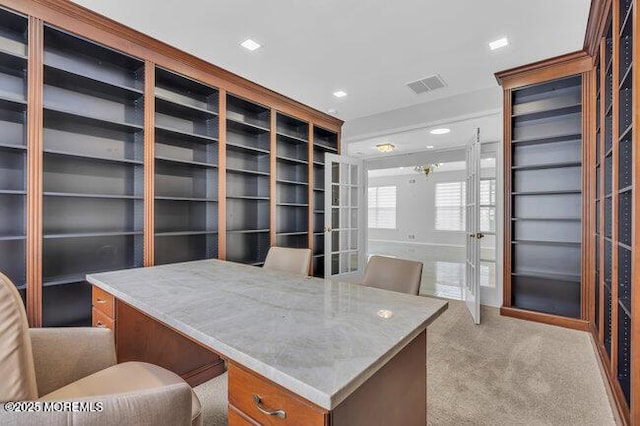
[368,169,467,247]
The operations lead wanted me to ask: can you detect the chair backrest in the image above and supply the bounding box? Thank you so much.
[361,256,423,295]
[0,272,38,401]
[263,247,312,276]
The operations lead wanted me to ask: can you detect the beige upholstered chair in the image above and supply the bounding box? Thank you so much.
[361,256,423,295]
[263,247,312,276]
[0,272,202,426]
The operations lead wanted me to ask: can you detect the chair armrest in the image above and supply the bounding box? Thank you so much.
[71,382,194,426]
[29,328,117,396]
[0,383,193,426]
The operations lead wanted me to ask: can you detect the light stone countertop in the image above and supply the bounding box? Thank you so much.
[87,259,448,410]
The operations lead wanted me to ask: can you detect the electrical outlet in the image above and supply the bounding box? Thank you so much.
[409,179,416,184]
[408,234,416,240]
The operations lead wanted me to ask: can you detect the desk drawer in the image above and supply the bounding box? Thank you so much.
[92,286,114,318]
[92,308,114,330]
[228,364,327,426]
[229,405,259,425]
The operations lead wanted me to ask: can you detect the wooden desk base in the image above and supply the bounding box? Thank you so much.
[92,286,225,387]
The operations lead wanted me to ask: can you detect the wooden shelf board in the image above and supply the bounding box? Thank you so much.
[511,239,580,247]
[512,103,581,121]
[226,229,270,234]
[155,155,217,169]
[511,132,582,146]
[155,196,217,202]
[44,105,143,132]
[619,124,632,141]
[276,179,309,186]
[44,231,143,239]
[276,155,308,165]
[511,271,581,283]
[44,191,142,200]
[44,148,143,165]
[155,93,218,117]
[512,161,581,171]
[226,195,269,201]
[0,142,26,151]
[512,189,581,196]
[155,231,218,237]
[276,131,308,144]
[155,124,219,143]
[225,141,269,155]
[0,235,26,241]
[44,63,143,98]
[226,167,269,176]
[227,116,270,133]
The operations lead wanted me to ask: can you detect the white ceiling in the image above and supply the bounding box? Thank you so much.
[347,113,501,158]
[71,0,591,121]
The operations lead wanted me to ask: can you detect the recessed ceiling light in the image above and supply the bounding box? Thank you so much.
[333,90,347,98]
[430,128,450,135]
[376,143,395,153]
[489,37,509,50]
[240,39,261,51]
[426,145,435,149]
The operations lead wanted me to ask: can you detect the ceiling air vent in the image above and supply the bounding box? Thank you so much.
[406,74,447,94]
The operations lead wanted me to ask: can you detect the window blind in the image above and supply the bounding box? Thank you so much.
[435,182,466,231]
[368,186,396,229]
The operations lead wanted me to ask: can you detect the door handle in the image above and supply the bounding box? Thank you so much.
[325,226,333,233]
[469,233,485,239]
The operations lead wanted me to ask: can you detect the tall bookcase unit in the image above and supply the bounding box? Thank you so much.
[154,67,219,265]
[0,7,26,302]
[41,26,144,326]
[311,126,338,277]
[275,113,309,250]
[225,94,271,265]
[495,52,592,330]
[590,0,637,422]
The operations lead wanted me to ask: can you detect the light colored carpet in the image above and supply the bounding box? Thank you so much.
[427,300,616,425]
[194,299,616,426]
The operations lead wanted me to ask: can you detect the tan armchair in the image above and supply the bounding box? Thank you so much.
[0,272,202,426]
[263,247,312,275]
[361,255,423,295]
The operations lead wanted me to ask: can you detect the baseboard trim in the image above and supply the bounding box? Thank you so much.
[499,306,590,331]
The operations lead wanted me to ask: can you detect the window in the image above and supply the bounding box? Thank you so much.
[368,186,396,229]
[435,182,466,231]
[480,178,497,233]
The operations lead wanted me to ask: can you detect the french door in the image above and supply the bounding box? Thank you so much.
[324,154,363,278]
[465,129,482,324]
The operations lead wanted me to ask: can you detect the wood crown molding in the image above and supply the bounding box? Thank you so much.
[494,51,593,89]
[583,0,611,57]
[2,0,342,130]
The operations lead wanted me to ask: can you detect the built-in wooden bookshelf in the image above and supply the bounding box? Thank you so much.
[590,1,636,421]
[41,25,145,326]
[0,1,342,329]
[154,67,219,265]
[225,94,271,266]
[0,6,27,304]
[311,126,338,277]
[275,113,309,251]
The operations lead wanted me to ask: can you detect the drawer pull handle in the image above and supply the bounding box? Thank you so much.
[252,394,286,419]
[96,298,107,304]
[95,321,106,328]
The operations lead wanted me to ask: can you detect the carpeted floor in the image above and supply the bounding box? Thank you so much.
[194,298,617,426]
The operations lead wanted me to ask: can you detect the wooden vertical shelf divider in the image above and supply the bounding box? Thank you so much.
[143,60,155,267]
[26,16,43,327]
